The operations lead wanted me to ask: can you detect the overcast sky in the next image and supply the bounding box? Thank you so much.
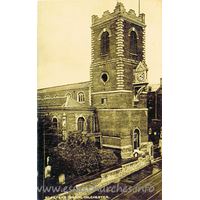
[37,0,162,89]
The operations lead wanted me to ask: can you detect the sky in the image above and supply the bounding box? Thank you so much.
[37,0,162,89]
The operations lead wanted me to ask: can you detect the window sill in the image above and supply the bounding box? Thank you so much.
[133,99,139,102]
[78,101,85,104]
[101,53,109,57]
[130,53,138,56]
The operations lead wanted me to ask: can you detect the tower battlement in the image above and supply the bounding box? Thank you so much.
[92,2,145,27]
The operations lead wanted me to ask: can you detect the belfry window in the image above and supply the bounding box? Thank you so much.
[101,31,109,55]
[78,92,85,102]
[130,31,137,54]
[77,117,85,131]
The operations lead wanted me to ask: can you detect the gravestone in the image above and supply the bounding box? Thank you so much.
[45,165,51,178]
[59,173,65,185]
[47,156,50,165]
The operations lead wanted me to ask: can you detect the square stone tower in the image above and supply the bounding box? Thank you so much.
[90,2,149,159]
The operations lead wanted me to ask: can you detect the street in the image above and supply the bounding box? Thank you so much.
[87,160,162,200]
[111,171,162,200]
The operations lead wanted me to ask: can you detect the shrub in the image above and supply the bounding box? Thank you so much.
[49,131,118,179]
[98,149,118,169]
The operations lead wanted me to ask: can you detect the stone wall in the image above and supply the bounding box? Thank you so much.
[45,154,153,200]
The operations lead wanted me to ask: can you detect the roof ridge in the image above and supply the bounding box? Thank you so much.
[38,81,91,90]
[63,96,85,108]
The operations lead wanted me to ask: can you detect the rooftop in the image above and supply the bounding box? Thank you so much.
[37,97,66,107]
[149,84,160,92]
[37,81,91,94]
[37,96,94,110]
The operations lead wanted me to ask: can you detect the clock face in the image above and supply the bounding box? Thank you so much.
[137,72,145,82]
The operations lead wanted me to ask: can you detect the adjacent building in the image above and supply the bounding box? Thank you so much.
[147,78,162,145]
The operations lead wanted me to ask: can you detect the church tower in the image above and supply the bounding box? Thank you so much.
[90,3,149,159]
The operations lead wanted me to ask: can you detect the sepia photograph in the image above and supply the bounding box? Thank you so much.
[37,0,162,199]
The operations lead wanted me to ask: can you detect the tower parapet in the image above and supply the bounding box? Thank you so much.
[91,2,145,28]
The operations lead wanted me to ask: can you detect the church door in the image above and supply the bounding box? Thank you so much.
[133,129,140,149]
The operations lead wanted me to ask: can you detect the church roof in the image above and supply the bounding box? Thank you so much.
[37,96,94,110]
[37,97,66,107]
[37,81,91,94]
[63,96,85,108]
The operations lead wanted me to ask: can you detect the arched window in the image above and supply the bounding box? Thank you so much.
[78,92,85,102]
[77,117,85,131]
[45,95,50,99]
[101,31,109,55]
[54,94,59,98]
[130,31,137,54]
[52,118,57,128]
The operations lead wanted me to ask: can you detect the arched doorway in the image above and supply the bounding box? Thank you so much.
[133,128,140,149]
[77,117,85,131]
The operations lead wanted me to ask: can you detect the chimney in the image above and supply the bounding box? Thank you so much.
[160,78,162,86]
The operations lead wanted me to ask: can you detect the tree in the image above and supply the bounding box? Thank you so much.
[49,131,118,180]
[37,114,63,190]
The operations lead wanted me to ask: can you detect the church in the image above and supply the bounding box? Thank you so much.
[37,2,150,159]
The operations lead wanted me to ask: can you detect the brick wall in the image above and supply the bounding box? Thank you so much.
[92,62,117,92]
[123,21,144,61]
[123,62,135,90]
[97,109,148,140]
[92,21,117,63]
[102,136,121,146]
[91,15,146,97]
[92,92,133,109]
[137,93,148,108]
[37,109,96,138]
